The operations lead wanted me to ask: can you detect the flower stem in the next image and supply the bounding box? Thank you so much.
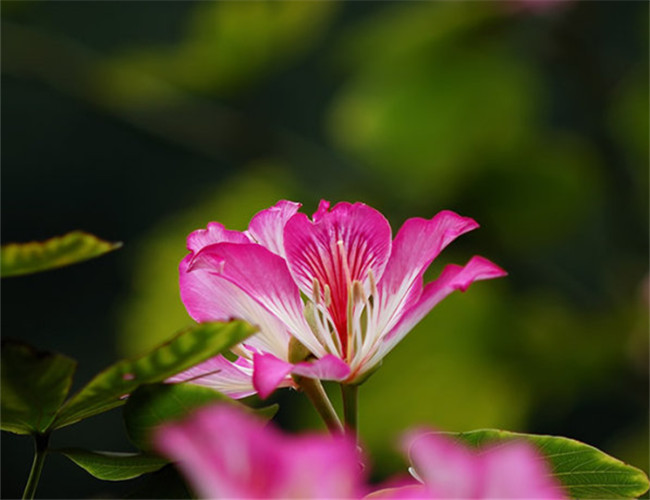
[22,433,49,500]
[295,376,343,434]
[341,383,358,442]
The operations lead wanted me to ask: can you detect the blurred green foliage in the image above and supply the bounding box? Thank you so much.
[2,1,647,498]
[99,2,338,100]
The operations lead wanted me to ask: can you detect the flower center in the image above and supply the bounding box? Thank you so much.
[303,263,378,366]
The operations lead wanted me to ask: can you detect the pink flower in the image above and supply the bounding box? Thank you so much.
[370,431,566,499]
[154,405,365,499]
[170,200,506,398]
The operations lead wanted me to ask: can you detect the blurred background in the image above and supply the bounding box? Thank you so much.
[2,1,648,498]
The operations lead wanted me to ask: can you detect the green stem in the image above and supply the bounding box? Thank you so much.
[341,383,358,442]
[22,433,50,500]
[296,377,343,434]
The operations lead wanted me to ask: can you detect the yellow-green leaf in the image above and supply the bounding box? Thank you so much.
[58,448,167,481]
[446,429,650,499]
[1,231,122,277]
[51,321,256,430]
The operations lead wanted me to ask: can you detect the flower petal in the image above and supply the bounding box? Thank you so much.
[155,405,365,499]
[180,254,292,358]
[365,484,429,499]
[253,353,294,399]
[154,405,282,498]
[282,434,366,498]
[404,431,478,498]
[166,355,258,399]
[312,199,331,222]
[366,256,507,370]
[480,442,566,499]
[291,354,351,381]
[246,200,301,257]
[284,201,392,349]
[188,242,324,356]
[186,221,250,254]
[374,211,479,336]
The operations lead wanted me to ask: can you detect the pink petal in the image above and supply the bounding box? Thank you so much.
[179,254,234,322]
[381,256,507,351]
[403,431,479,498]
[155,405,365,499]
[186,221,250,254]
[180,254,293,358]
[480,442,566,499]
[166,355,258,399]
[365,485,429,499]
[375,211,479,335]
[291,354,351,381]
[284,201,392,351]
[246,200,302,257]
[365,476,425,499]
[187,242,323,356]
[253,353,295,399]
[312,199,331,222]
[282,433,366,498]
[155,405,282,498]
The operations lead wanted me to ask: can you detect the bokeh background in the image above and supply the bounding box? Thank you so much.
[2,1,648,498]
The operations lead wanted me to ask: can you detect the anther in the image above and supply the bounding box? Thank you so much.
[323,284,332,307]
[368,269,378,297]
[312,277,321,303]
[352,280,365,303]
[337,239,353,286]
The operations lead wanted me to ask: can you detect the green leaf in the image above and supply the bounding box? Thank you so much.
[1,231,122,277]
[52,321,256,430]
[124,383,230,450]
[1,341,76,435]
[446,429,650,499]
[124,382,278,451]
[57,448,167,481]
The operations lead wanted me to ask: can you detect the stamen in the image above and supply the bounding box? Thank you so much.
[352,280,365,303]
[312,277,321,304]
[323,284,332,307]
[368,268,378,297]
[337,239,353,287]
[346,280,365,361]
[304,301,340,356]
[350,277,378,370]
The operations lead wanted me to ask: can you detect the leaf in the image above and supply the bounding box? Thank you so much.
[57,448,167,481]
[124,382,278,451]
[1,231,122,277]
[1,341,76,435]
[52,321,256,430]
[446,429,650,499]
[124,383,231,451]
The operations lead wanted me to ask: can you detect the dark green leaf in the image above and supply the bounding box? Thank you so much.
[124,383,231,450]
[1,231,122,277]
[1,341,76,435]
[446,429,650,499]
[124,382,278,451]
[58,448,167,481]
[52,321,256,430]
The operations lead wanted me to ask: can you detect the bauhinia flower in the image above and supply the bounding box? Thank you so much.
[170,200,506,398]
[154,404,365,499]
[369,430,567,499]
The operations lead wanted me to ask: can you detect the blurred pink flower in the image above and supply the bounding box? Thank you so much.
[154,405,365,499]
[370,430,566,499]
[170,200,506,398]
